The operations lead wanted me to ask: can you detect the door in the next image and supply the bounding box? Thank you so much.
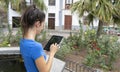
[48,13,55,29]
[64,15,72,30]
[48,18,55,29]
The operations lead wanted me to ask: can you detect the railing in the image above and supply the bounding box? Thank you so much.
[64,59,97,72]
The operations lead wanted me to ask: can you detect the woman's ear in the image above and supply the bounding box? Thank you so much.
[35,21,41,28]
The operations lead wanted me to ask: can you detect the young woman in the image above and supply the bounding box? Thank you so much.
[20,5,58,72]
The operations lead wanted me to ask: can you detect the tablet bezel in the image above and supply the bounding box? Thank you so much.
[44,35,63,51]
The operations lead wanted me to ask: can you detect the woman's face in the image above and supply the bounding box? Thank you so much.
[36,21,45,34]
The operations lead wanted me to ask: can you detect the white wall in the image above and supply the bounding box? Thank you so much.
[93,18,99,27]
[60,0,81,30]
[61,10,72,26]
[44,0,60,28]
[8,0,31,28]
[44,0,48,28]
[8,2,21,28]
[8,0,99,30]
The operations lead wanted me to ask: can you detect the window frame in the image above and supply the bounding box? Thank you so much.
[65,0,73,9]
[65,0,73,5]
[48,0,56,6]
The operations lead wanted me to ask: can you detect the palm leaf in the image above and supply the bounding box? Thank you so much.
[11,0,21,11]
[33,0,47,11]
[87,13,94,26]
[0,0,9,11]
[71,0,120,26]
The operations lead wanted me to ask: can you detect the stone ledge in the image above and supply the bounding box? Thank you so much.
[0,47,20,55]
[0,47,66,72]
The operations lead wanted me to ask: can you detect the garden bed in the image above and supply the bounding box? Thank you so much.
[65,49,120,72]
[56,29,120,72]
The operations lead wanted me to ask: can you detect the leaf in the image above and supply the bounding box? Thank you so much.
[33,0,47,11]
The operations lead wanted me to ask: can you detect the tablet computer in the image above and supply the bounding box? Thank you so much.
[44,35,63,51]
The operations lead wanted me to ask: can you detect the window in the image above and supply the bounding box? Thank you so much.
[66,0,73,4]
[49,13,55,18]
[48,13,55,29]
[12,17,21,28]
[65,0,73,9]
[49,0,56,6]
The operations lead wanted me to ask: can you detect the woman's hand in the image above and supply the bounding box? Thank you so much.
[50,43,58,57]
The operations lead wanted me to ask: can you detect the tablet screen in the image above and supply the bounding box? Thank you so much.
[44,35,63,51]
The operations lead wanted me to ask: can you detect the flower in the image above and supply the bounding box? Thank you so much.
[73,45,78,49]
[85,32,87,35]
[8,44,11,47]
[96,48,100,50]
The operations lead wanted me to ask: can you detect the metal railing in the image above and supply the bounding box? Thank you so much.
[64,59,97,72]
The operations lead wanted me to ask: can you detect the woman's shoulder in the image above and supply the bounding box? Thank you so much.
[33,40,42,46]
[31,41,43,50]
[20,39,42,49]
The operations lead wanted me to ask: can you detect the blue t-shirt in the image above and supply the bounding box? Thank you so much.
[20,38,46,72]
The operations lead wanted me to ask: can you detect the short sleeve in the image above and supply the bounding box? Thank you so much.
[31,43,44,60]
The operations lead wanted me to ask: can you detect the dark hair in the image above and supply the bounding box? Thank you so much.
[21,5,45,35]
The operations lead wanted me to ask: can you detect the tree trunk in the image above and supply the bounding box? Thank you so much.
[20,0,26,13]
[97,20,103,38]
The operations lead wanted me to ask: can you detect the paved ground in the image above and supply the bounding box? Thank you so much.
[117,36,120,42]
[0,28,79,38]
[63,69,70,72]
[47,30,79,38]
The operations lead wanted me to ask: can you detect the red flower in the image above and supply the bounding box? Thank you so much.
[96,48,100,50]
[73,45,78,49]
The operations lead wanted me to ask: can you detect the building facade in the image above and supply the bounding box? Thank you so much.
[44,0,81,30]
[8,0,99,30]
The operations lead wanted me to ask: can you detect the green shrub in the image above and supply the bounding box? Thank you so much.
[36,30,47,43]
[10,28,22,46]
[55,38,74,60]
[62,24,120,71]
[84,35,120,70]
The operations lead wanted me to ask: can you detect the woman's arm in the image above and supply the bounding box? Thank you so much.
[35,55,54,72]
[35,43,58,72]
